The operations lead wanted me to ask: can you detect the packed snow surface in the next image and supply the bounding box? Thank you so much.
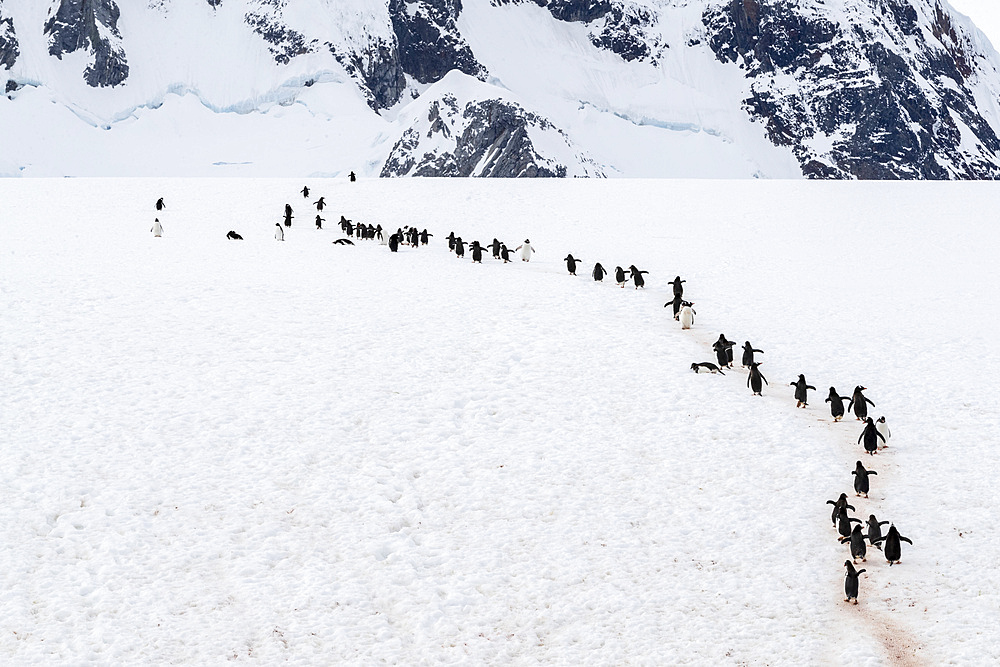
[2,179,999,664]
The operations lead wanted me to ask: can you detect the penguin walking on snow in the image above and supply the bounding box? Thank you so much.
[665,294,684,319]
[283,204,293,228]
[274,223,284,241]
[349,171,356,182]
[844,561,866,604]
[747,362,767,396]
[515,239,534,262]
[876,416,891,448]
[454,238,467,259]
[614,266,627,288]
[837,508,862,539]
[420,229,432,245]
[742,342,763,368]
[790,374,816,408]
[872,525,913,565]
[388,233,400,252]
[315,215,324,229]
[565,254,581,276]
[151,218,163,237]
[858,417,885,455]
[500,244,511,263]
[848,386,875,421]
[489,238,501,259]
[713,334,735,368]
[852,460,877,497]
[301,185,310,198]
[628,265,648,289]
[670,276,685,298]
[592,263,607,282]
[471,241,483,263]
[447,232,456,252]
[866,515,890,548]
[679,304,695,329]
[840,524,867,563]
[314,197,326,212]
[155,197,165,211]
[825,387,850,421]
[827,493,855,528]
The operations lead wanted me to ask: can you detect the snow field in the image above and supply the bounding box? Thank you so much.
[2,178,999,664]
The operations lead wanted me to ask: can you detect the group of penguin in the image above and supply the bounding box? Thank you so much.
[153,185,914,607]
[691,325,910,606]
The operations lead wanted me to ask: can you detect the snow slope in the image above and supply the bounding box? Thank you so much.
[1,178,999,663]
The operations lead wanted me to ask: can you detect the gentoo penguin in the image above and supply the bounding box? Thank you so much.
[349,171,356,182]
[447,232,456,251]
[848,386,875,421]
[825,388,850,421]
[790,374,816,408]
[713,335,735,368]
[314,196,326,212]
[742,342,763,368]
[592,263,607,282]
[388,233,399,252]
[614,266,627,288]
[489,238,501,259]
[858,417,885,455]
[840,524,867,562]
[670,275,685,298]
[155,197,165,211]
[515,239,534,262]
[679,304,695,329]
[226,230,243,240]
[665,294,684,319]
[873,525,913,565]
[274,223,284,241]
[151,218,163,237]
[283,204,293,227]
[747,362,767,395]
[500,244,511,263]
[301,185,310,198]
[628,265,648,289]
[690,362,724,375]
[471,241,483,263]
[844,561,866,604]
[852,460,877,497]
[564,254,581,275]
[875,416,891,448]
[332,238,354,245]
[315,215,324,229]
[866,515,889,548]
[420,229,432,245]
[454,238,467,258]
[375,224,384,241]
[837,509,862,539]
[827,493,855,528]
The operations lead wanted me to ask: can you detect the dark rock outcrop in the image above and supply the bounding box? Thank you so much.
[1,5,18,71]
[389,0,486,83]
[44,0,129,87]
[245,5,315,66]
[382,94,600,177]
[704,0,1000,179]
[328,40,407,111]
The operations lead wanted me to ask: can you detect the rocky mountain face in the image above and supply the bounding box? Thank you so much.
[3,0,1000,178]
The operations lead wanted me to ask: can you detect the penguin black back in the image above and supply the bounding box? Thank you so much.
[844,561,866,603]
[592,263,607,281]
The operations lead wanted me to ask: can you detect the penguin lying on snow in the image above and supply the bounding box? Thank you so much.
[844,561,866,604]
[226,230,243,240]
[333,238,354,245]
[690,362,725,375]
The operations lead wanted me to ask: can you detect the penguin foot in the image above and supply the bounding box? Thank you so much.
[853,600,858,605]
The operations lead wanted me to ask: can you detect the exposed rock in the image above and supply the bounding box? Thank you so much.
[0,5,18,71]
[389,0,486,83]
[44,0,129,87]
[328,40,407,111]
[704,0,1000,179]
[245,2,315,65]
[382,92,603,177]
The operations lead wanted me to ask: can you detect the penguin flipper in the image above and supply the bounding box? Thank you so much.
[868,471,877,476]
[807,385,816,390]
[899,536,913,544]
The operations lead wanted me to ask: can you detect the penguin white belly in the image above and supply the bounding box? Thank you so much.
[679,307,694,329]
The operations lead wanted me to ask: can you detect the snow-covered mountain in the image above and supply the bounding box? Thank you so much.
[2,0,1000,178]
